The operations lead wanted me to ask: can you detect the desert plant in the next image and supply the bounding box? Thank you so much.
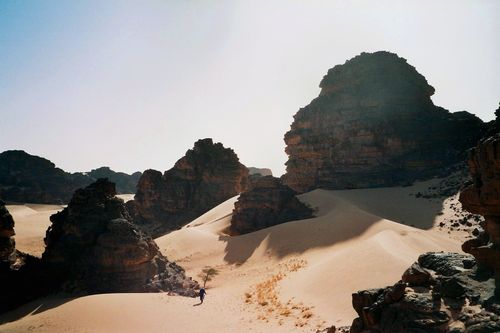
[198,266,219,288]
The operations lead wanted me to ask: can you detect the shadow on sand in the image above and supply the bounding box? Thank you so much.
[219,187,448,265]
[0,296,74,325]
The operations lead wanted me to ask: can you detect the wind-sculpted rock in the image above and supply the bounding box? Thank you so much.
[127,138,248,237]
[230,176,313,234]
[42,179,198,295]
[0,201,15,261]
[284,51,484,193]
[350,252,499,333]
[459,133,500,296]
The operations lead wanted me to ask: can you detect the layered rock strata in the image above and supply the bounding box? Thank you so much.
[284,51,484,193]
[230,176,313,234]
[460,133,500,296]
[43,179,198,295]
[127,138,248,237]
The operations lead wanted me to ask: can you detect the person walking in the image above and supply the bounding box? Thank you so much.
[199,288,207,304]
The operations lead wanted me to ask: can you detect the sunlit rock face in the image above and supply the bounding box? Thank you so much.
[127,138,249,237]
[43,179,198,295]
[283,51,484,193]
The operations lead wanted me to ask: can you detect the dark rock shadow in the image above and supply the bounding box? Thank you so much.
[220,187,448,265]
[0,296,74,325]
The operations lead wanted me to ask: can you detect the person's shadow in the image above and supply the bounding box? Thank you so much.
[193,302,202,306]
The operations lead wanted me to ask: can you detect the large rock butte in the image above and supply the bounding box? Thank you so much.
[230,176,313,234]
[127,138,248,237]
[283,51,484,193]
[42,179,198,295]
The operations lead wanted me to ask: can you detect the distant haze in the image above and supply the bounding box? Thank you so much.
[1,1,498,176]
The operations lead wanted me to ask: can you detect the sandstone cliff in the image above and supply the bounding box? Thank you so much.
[127,138,248,237]
[230,176,313,234]
[283,51,485,193]
[43,179,198,295]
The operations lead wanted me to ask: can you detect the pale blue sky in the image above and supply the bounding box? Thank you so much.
[1,0,498,175]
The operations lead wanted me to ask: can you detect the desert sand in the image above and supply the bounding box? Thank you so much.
[0,178,463,333]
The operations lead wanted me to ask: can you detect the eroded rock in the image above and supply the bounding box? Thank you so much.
[230,176,313,234]
[283,51,484,193]
[127,138,248,237]
[42,179,198,295]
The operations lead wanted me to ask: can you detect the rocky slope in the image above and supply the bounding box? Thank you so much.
[127,138,249,237]
[283,51,485,193]
[42,179,198,295]
[0,150,141,203]
[230,176,313,234]
[348,128,500,333]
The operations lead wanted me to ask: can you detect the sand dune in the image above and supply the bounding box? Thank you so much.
[6,204,64,257]
[1,183,462,332]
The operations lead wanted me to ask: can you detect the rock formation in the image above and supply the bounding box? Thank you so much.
[349,122,500,332]
[0,201,15,261]
[0,150,90,203]
[127,138,248,237]
[248,167,273,177]
[283,51,485,193]
[460,133,500,296]
[0,150,141,203]
[230,176,313,234]
[42,179,198,295]
[87,167,142,194]
[350,252,499,333]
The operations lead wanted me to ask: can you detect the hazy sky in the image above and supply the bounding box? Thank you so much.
[1,1,499,176]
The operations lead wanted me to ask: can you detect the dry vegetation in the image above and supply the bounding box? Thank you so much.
[244,258,327,330]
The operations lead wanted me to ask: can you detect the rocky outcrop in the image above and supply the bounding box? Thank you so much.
[460,133,500,296]
[230,176,313,234]
[284,51,485,193]
[350,252,499,333]
[0,201,15,261]
[42,179,198,295]
[127,138,248,237]
[0,150,141,203]
[87,167,142,194]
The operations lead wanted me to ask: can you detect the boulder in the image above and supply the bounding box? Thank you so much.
[230,176,313,234]
[127,138,248,237]
[349,252,497,333]
[283,51,485,193]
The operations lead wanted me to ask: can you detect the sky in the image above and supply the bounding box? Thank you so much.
[0,0,499,176]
